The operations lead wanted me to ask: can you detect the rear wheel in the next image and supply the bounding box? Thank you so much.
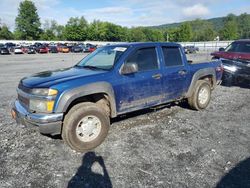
[62,102,110,152]
[188,80,211,110]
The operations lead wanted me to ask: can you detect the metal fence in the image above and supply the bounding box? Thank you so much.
[180,41,232,52]
[0,40,232,52]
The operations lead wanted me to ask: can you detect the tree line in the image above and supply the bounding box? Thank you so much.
[0,0,249,42]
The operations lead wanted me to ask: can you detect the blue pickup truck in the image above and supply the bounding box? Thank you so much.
[11,42,223,152]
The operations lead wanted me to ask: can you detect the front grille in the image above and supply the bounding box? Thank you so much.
[18,94,29,108]
[17,82,31,109]
[18,82,32,93]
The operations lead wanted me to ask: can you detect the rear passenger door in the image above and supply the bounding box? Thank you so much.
[117,47,163,113]
[161,46,189,100]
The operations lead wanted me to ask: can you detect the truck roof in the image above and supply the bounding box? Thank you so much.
[235,39,250,42]
[108,42,181,48]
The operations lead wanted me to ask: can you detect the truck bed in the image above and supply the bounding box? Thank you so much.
[186,52,214,64]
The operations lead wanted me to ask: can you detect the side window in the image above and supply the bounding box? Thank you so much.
[162,47,183,67]
[126,47,158,71]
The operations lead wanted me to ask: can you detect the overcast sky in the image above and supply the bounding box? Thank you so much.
[0,0,249,30]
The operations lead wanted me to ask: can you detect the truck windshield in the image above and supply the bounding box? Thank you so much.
[76,46,128,70]
[225,42,250,53]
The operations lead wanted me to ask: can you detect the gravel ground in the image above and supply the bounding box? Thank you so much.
[0,52,249,188]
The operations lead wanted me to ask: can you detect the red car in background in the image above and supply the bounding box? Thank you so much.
[38,46,49,53]
[211,39,250,60]
[89,45,96,52]
[85,43,97,53]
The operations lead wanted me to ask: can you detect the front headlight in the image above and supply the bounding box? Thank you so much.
[223,65,237,72]
[29,100,55,113]
[31,88,58,96]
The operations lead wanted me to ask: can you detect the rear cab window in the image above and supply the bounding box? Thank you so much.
[162,46,183,67]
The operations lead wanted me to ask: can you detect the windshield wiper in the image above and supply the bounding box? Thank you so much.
[76,65,109,71]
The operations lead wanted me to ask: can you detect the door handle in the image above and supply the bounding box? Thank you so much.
[152,73,162,79]
[178,70,187,75]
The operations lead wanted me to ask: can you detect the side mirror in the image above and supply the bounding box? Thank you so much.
[121,63,138,75]
[219,47,225,52]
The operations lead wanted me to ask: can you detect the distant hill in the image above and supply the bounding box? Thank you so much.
[151,16,225,31]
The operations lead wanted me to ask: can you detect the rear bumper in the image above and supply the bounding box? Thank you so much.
[11,100,63,135]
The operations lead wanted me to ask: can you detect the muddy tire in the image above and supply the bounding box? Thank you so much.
[62,102,110,152]
[188,80,211,110]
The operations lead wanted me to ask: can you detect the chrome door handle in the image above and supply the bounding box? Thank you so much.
[178,70,187,75]
[152,74,162,79]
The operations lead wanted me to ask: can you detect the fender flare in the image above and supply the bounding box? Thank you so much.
[55,82,117,117]
[185,68,216,98]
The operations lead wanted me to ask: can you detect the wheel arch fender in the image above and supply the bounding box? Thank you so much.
[55,82,117,117]
[186,68,216,98]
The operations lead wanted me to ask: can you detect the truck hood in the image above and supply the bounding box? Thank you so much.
[211,51,250,61]
[20,67,107,88]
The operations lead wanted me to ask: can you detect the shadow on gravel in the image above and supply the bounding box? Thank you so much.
[68,152,112,188]
[216,157,250,188]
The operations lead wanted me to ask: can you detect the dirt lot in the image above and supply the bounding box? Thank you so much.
[0,52,249,188]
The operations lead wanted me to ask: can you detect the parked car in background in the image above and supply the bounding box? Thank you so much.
[38,46,49,53]
[5,42,16,52]
[84,43,97,53]
[61,46,70,53]
[221,58,250,86]
[67,45,74,52]
[72,45,83,53]
[211,39,250,60]
[0,47,11,55]
[27,46,36,54]
[34,42,43,48]
[49,46,58,53]
[184,46,199,54]
[14,47,25,54]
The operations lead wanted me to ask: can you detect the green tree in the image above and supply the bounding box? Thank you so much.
[0,25,13,39]
[220,14,238,40]
[104,22,126,41]
[40,20,56,40]
[87,20,108,41]
[15,0,41,40]
[130,27,147,42]
[63,16,88,41]
[191,19,216,41]
[88,20,129,41]
[163,28,179,42]
[237,13,250,38]
[40,19,65,40]
[177,23,193,42]
[142,28,164,42]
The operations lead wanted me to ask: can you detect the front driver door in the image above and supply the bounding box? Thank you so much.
[116,47,163,114]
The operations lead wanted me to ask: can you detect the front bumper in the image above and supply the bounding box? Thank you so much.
[224,69,250,81]
[11,100,63,135]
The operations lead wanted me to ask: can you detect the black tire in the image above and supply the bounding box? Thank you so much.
[62,102,110,152]
[188,80,211,110]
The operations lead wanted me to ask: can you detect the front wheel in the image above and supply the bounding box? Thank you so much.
[62,102,110,152]
[188,80,211,110]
